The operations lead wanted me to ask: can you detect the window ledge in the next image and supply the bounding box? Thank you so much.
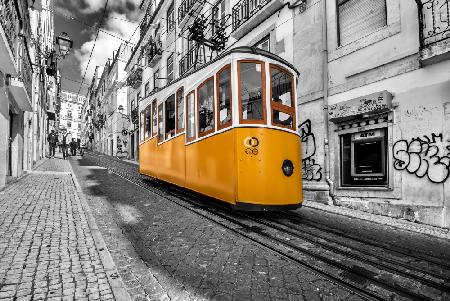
[329,21,401,62]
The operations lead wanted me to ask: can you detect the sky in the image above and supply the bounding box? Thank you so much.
[54,0,142,96]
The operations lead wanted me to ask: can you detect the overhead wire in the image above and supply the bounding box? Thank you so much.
[76,0,111,97]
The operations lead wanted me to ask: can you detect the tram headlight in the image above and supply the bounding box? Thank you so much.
[282,159,294,177]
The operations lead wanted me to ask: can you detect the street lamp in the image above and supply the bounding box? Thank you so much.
[56,32,73,58]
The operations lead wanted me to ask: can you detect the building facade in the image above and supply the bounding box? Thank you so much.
[90,44,132,157]
[122,0,449,228]
[59,90,85,142]
[0,0,56,188]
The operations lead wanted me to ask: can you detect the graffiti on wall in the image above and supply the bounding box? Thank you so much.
[299,119,322,181]
[393,133,450,184]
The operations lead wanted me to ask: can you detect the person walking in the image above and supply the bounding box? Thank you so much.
[47,130,58,158]
[61,132,69,160]
[70,139,77,156]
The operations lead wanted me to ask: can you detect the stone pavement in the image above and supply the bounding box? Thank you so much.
[0,155,130,301]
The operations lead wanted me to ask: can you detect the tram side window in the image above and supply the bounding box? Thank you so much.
[197,77,214,136]
[176,87,184,133]
[158,103,164,142]
[165,94,175,139]
[140,111,144,141]
[151,100,157,137]
[217,65,232,129]
[144,106,151,139]
[186,91,196,142]
[270,65,295,129]
[239,61,265,122]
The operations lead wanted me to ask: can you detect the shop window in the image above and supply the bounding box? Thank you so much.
[338,0,387,46]
[151,100,157,136]
[165,94,175,139]
[216,65,232,129]
[270,64,295,129]
[239,61,265,123]
[254,35,270,52]
[186,91,196,142]
[197,77,215,136]
[176,87,184,133]
[140,111,144,141]
[144,106,151,139]
[340,128,388,187]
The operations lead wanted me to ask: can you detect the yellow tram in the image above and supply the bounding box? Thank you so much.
[138,47,302,210]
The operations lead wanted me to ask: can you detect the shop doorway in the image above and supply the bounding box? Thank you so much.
[7,111,13,176]
[130,133,135,159]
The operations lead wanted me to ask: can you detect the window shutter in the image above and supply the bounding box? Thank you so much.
[338,0,387,46]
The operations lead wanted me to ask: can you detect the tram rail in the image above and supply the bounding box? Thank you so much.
[83,153,450,301]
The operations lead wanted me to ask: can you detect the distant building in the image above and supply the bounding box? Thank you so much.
[59,90,86,142]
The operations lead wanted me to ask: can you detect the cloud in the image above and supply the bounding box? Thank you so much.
[74,12,140,84]
[80,0,142,19]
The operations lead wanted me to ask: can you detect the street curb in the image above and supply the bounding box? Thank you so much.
[304,201,450,240]
[67,160,133,301]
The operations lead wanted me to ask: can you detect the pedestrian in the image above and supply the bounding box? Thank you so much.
[47,130,58,158]
[70,139,78,156]
[61,132,69,160]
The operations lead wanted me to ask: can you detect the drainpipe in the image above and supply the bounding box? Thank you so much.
[321,0,336,205]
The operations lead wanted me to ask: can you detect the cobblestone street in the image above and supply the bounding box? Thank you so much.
[0,155,129,301]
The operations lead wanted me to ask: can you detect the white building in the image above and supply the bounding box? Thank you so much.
[59,90,85,142]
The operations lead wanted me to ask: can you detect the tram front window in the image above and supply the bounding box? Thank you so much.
[270,65,295,129]
[239,61,265,122]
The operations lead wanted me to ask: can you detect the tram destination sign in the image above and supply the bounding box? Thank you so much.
[329,90,393,122]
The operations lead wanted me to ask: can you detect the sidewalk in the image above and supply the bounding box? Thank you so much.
[0,154,130,301]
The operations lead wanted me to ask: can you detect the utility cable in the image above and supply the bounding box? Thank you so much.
[76,0,110,97]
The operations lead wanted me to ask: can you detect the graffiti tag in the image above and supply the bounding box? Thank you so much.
[299,119,322,181]
[393,133,450,184]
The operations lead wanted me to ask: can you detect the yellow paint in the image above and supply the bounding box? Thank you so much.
[139,127,303,208]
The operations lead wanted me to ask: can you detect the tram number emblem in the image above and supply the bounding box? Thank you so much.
[244,137,259,156]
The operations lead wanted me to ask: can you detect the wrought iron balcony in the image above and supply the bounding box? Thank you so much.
[0,0,20,75]
[231,0,283,39]
[145,39,163,67]
[126,67,143,89]
[418,0,450,63]
[178,0,204,28]
[418,0,450,47]
[179,46,204,77]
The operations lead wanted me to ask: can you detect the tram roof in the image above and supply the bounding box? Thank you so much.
[146,47,300,99]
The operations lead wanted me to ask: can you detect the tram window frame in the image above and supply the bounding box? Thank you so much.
[237,60,267,125]
[176,87,185,133]
[197,76,215,137]
[165,94,176,139]
[140,111,144,141]
[144,105,151,139]
[216,64,232,130]
[151,99,157,137]
[186,91,196,143]
[157,103,164,142]
[269,64,296,130]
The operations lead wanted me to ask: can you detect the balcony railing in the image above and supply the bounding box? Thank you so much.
[126,67,143,89]
[232,0,272,31]
[179,46,204,77]
[0,0,20,57]
[178,0,204,25]
[145,39,163,67]
[418,0,450,47]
